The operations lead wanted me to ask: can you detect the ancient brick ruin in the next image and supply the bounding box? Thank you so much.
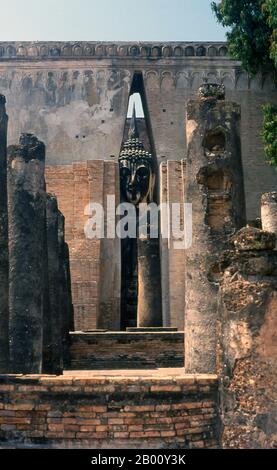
[0,42,276,449]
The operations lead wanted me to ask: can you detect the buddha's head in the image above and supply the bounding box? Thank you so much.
[119,102,155,205]
[119,151,154,205]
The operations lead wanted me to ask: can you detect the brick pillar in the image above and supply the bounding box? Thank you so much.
[8,134,46,374]
[159,162,170,327]
[261,192,277,248]
[70,162,101,331]
[45,194,63,374]
[0,95,9,373]
[98,161,121,330]
[184,85,246,373]
[159,160,186,330]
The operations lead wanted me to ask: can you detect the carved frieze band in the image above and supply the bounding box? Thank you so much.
[0,42,229,60]
[0,66,273,91]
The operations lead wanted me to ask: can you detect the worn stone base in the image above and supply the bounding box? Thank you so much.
[69,331,184,369]
[126,327,178,332]
[0,371,219,449]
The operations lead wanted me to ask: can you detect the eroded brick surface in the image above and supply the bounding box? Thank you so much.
[0,374,219,449]
[219,229,277,449]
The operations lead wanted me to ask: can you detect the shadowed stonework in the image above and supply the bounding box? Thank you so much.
[4,133,72,375]
[0,95,8,373]
[8,134,47,374]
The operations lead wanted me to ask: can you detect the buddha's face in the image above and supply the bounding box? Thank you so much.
[120,158,153,205]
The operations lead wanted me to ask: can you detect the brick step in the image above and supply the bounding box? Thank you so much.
[67,331,184,370]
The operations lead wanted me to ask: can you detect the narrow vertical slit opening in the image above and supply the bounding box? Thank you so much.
[119,72,162,330]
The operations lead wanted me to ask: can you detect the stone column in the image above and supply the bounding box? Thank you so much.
[8,134,46,374]
[137,232,162,328]
[261,192,277,248]
[45,194,63,375]
[0,95,9,373]
[184,84,246,373]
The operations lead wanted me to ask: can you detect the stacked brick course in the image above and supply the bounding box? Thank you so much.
[69,331,184,369]
[45,161,121,331]
[0,374,219,448]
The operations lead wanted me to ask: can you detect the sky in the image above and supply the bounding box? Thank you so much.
[0,0,226,42]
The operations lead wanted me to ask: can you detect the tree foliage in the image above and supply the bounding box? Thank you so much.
[211,0,274,74]
[263,0,277,67]
[212,0,277,170]
[261,104,277,167]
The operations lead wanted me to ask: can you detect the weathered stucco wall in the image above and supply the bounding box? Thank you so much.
[0,42,276,219]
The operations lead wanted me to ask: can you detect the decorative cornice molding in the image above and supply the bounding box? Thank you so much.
[0,41,230,60]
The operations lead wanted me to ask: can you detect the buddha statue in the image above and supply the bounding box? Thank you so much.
[118,103,162,329]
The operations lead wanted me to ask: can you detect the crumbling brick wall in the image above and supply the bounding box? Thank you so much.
[219,227,277,448]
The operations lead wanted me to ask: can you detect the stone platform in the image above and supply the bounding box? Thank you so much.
[0,370,219,449]
[68,330,184,370]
